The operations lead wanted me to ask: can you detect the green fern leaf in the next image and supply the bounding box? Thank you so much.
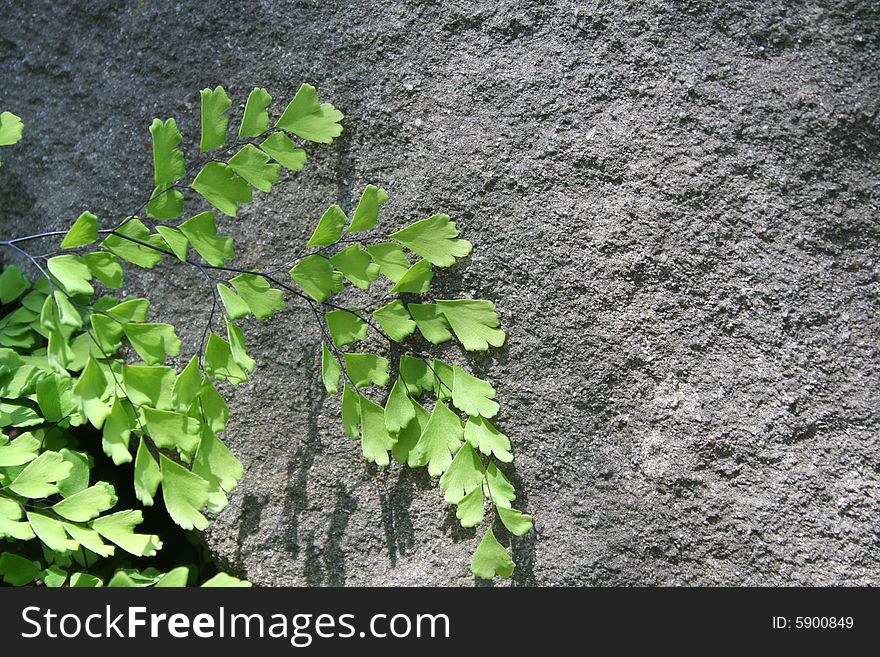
[484,462,515,509]
[101,399,133,465]
[6,451,72,498]
[83,252,123,288]
[52,483,117,522]
[134,440,161,506]
[204,333,249,384]
[451,365,499,418]
[343,353,389,388]
[155,226,188,261]
[389,259,433,294]
[393,399,430,465]
[199,86,231,152]
[192,428,243,513]
[306,205,348,247]
[192,162,253,217]
[397,355,435,397]
[455,486,485,528]
[464,416,513,462]
[436,299,505,352]
[159,455,210,531]
[60,211,98,249]
[122,365,175,409]
[123,323,181,365]
[439,441,483,504]
[228,144,280,193]
[321,342,340,395]
[90,510,162,557]
[102,219,165,269]
[290,254,344,302]
[341,383,361,439]
[179,212,234,266]
[47,255,93,296]
[0,111,24,146]
[389,214,472,267]
[149,117,185,186]
[348,184,388,233]
[407,303,452,344]
[409,401,463,476]
[359,396,396,466]
[373,300,416,342]
[326,309,369,347]
[229,273,285,319]
[497,506,533,536]
[384,378,416,434]
[471,527,514,579]
[217,283,250,320]
[275,83,343,143]
[329,244,380,289]
[143,407,200,455]
[259,132,306,170]
[239,87,272,137]
[366,242,410,283]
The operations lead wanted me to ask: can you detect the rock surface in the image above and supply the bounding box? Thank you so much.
[1,0,878,585]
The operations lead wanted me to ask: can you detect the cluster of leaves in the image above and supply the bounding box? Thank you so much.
[0,269,249,587]
[301,194,533,579]
[0,82,531,584]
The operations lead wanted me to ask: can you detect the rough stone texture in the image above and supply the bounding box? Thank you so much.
[1,0,878,585]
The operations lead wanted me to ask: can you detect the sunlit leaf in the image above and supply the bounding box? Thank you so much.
[409,401,463,476]
[230,273,284,319]
[348,184,388,233]
[384,378,415,434]
[199,85,231,152]
[53,482,117,522]
[159,455,210,531]
[343,353,389,388]
[436,299,505,352]
[439,441,484,504]
[275,83,343,143]
[149,117,185,187]
[83,251,124,288]
[91,510,162,557]
[228,143,280,193]
[47,255,93,296]
[60,211,98,249]
[123,323,181,365]
[192,162,253,217]
[155,226,188,261]
[471,527,514,579]
[359,396,396,466]
[329,244,380,289]
[407,303,452,344]
[497,506,533,536]
[7,451,72,498]
[259,132,306,170]
[389,259,433,294]
[373,300,416,341]
[289,254,343,302]
[465,416,513,463]
[101,219,165,269]
[321,342,340,396]
[306,204,347,247]
[239,87,271,137]
[179,211,234,266]
[134,440,162,507]
[325,309,368,347]
[366,242,410,283]
[390,214,472,267]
